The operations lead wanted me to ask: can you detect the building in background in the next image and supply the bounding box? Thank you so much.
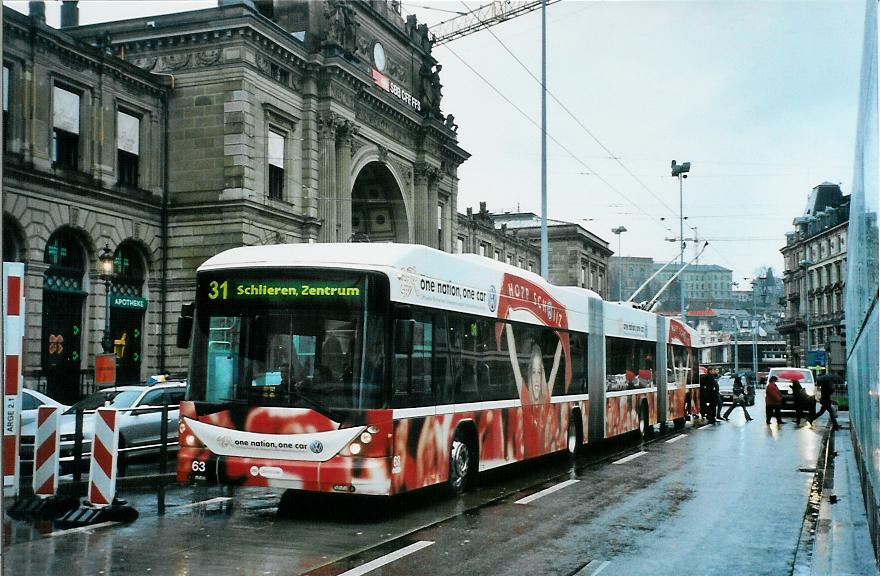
[456,203,539,272]
[609,257,736,316]
[778,182,850,375]
[489,212,612,299]
[845,0,878,564]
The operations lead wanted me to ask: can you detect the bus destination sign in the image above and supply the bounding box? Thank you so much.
[205,279,362,301]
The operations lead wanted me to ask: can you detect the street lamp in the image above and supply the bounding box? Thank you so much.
[746,276,767,379]
[611,226,627,301]
[799,258,815,368]
[98,244,115,354]
[671,160,691,322]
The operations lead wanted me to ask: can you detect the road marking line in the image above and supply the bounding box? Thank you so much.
[574,559,612,575]
[697,424,714,430]
[612,451,647,464]
[48,521,119,537]
[514,479,580,505]
[665,434,687,443]
[338,541,434,576]
[173,496,232,510]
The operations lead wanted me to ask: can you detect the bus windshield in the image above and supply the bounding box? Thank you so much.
[187,270,387,415]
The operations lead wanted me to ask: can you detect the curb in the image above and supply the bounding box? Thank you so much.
[792,425,836,575]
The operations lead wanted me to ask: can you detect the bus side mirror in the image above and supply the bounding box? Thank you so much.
[176,303,194,349]
[394,319,414,355]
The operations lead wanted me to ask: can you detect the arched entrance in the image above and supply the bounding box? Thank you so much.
[110,243,147,385]
[351,162,409,243]
[42,229,86,404]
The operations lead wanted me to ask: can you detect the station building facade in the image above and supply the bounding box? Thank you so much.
[3,0,468,401]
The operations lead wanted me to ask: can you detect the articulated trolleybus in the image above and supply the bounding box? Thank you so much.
[177,244,700,496]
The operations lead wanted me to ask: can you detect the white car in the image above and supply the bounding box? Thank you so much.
[22,382,186,474]
[767,367,816,411]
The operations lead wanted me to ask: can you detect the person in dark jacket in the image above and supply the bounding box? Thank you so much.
[790,378,816,426]
[700,368,718,424]
[722,376,753,421]
[811,374,841,430]
[765,375,784,425]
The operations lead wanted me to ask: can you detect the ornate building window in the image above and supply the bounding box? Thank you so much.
[268,128,285,200]
[52,86,80,170]
[3,65,9,152]
[117,110,140,187]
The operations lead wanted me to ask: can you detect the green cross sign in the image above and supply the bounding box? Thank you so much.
[72,325,80,336]
[71,351,79,361]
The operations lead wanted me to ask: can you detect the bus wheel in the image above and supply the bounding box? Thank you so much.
[448,431,473,495]
[567,413,582,456]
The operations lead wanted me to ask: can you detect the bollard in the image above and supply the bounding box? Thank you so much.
[6,406,77,520]
[55,407,138,528]
[88,407,119,507]
[33,406,60,496]
[72,408,84,484]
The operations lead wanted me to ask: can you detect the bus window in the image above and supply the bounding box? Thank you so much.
[392,313,433,408]
[457,318,480,404]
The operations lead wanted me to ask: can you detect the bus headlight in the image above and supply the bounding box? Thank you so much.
[360,432,373,444]
[349,443,362,455]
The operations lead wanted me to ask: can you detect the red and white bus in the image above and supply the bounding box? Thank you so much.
[177,244,700,496]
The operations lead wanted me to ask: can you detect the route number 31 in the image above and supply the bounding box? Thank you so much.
[208,280,228,300]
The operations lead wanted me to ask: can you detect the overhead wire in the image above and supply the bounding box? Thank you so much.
[447,0,746,271]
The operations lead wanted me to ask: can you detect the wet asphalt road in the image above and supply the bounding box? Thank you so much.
[4,393,829,576]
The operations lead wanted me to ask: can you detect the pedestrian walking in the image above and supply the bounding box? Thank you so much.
[722,376,753,421]
[700,368,718,424]
[811,374,841,431]
[790,378,816,426]
[765,375,784,425]
[715,371,724,421]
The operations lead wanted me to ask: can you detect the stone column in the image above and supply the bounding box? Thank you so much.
[335,120,357,243]
[317,113,337,243]
[427,166,440,249]
[413,163,430,246]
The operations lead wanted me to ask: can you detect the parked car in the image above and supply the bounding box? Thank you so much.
[21,381,186,474]
[767,367,815,411]
[718,374,756,406]
[19,389,69,462]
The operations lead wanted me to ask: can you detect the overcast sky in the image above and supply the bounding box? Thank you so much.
[7,0,867,284]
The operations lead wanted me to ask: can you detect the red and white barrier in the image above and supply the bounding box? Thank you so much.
[3,262,26,498]
[32,406,61,497]
[88,408,119,507]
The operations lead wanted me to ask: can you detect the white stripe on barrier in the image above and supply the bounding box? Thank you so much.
[88,408,119,507]
[33,406,60,496]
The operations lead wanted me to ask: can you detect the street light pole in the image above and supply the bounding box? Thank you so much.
[611,226,627,301]
[98,244,115,354]
[671,160,690,322]
[730,315,739,373]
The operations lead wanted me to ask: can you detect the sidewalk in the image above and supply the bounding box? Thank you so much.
[806,412,879,576]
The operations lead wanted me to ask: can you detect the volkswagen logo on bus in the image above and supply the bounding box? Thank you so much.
[488,285,497,312]
[309,440,324,454]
